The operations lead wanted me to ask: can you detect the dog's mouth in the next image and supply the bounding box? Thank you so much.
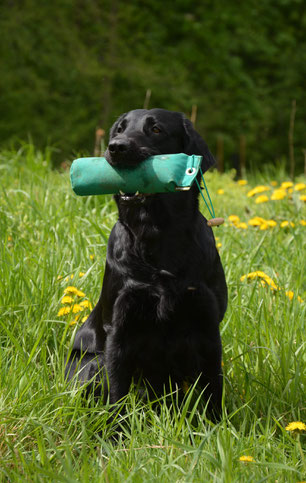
[118,191,152,203]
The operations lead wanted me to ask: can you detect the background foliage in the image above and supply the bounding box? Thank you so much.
[0,0,305,170]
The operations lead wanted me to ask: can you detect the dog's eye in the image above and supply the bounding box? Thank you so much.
[152,126,162,134]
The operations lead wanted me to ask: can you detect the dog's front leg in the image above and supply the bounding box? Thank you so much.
[104,334,134,404]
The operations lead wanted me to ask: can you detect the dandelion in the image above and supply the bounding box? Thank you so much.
[65,274,74,281]
[239,455,255,462]
[266,220,277,227]
[240,271,278,290]
[61,295,74,304]
[217,189,224,195]
[248,217,277,229]
[285,291,304,303]
[300,194,306,202]
[271,189,287,200]
[228,215,240,224]
[247,185,270,197]
[57,306,72,316]
[300,220,306,226]
[285,421,306,433]
[69,314,80,326]
[79,272,85,277]
[255,194,269,204]
[270,181,278,187]
[79,300,93,310]
[248,216,266,227]
[294,183,306,191]
[64,286,85,297]
[90,254,95,260]
[72,304,84,314]
[236,222,248,229]
[238,179,247,186]
[280,221,295,228]
[216,242,222,249]
[82,315,89,323]
[281,181,293,189]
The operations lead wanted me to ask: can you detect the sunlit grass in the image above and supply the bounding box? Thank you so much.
[0,146,305,482]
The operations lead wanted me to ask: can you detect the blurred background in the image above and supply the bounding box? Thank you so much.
[0,0,305,173]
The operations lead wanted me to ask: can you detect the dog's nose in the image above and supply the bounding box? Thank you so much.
[105,137,143,167]
[108,140,129,154]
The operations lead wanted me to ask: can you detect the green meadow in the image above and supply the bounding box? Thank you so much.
[0,146,305,482]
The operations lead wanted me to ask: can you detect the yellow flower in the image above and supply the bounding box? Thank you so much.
[270,181,278,187]
[271,189,287,200]
[57,306,72,316]
[247,185,270,197]
[90,254,95,260]
[217,189,224,195]
[294,182,306,191]
[236,222,248,229]
[280,221,295,228]
[228,215,240,224]
[216,242,222,249]
[285,290,294,301]
[79,272,85,277]
[72,304,84,314]
[281,181,293,189]
[64,286,85,297]
[248,216,265,227]
[68,314,80,325]
[241,271,278,290]
[82,315,89,323]
[285,421,306,432]
[285,291,304,303]
[255,194,269,204]
[299,220,306,226]
[300,194,306,202]
[79,300,93,309]
[61,295,74,304]
[239,455,255,462]
[248,217,277,229]
[65,274,74,281]
[238,179,247,186]
[266,220,277,227]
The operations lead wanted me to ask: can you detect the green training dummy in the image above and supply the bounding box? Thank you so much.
[70,153,202,196]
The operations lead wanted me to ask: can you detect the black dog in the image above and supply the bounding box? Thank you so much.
[65,109,227,417]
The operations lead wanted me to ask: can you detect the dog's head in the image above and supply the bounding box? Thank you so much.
[105,108,215,204]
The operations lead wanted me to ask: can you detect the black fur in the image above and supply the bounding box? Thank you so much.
[65,108,227,417]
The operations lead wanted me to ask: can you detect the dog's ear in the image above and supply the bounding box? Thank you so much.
[182,116,215,173]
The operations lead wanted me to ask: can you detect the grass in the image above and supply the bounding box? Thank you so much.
[0,145,305,482]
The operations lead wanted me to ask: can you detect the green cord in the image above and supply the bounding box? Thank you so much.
[195,168,216,219]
